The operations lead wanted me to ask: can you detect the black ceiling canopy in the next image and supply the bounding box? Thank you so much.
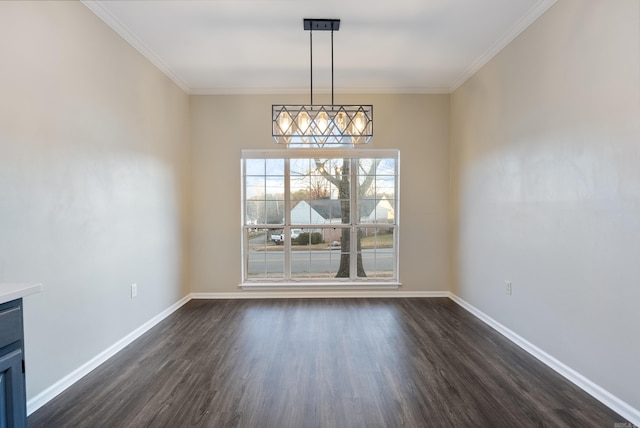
[303,19,340,31]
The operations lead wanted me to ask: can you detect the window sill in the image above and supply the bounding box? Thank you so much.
[239,282,401,291]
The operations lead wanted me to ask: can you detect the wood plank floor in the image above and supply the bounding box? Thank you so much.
[29,298,628,427]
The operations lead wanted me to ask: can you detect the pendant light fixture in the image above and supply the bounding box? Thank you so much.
[272,19,373,146]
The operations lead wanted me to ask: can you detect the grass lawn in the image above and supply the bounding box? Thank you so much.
[360,233,393,249]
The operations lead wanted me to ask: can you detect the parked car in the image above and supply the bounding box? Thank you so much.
[271,229,302,244]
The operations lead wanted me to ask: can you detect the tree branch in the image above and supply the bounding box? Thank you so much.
[314,159,342,187]
[358,159,382,197]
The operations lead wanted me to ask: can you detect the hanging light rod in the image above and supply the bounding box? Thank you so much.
[272,18,373,146]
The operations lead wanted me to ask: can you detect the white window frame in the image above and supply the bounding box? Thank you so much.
[240,148,400,290]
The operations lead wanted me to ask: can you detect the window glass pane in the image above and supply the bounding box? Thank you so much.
[264,201,284,225]
[290,171,308,197]
[245,159,264,176]
[291,200,311,224]
[359,198,395,224]
[245,200,263,225]
[357,158,376,176]
[375,176,395,198]
[245,228,284,279]
[245,176,265,199]
[357,158,395,225]
[309,200,332,225]
[357,227,395,278]
[377,158,397,175]
[290,158,350,225]
[290,197,349,226]
[374,199,395,224]
[290,158,311,177]
[264,177,285,225]
[265,158,284,176]
[289,227,350,279]
[359,158,396,175]
[265,177,284,199]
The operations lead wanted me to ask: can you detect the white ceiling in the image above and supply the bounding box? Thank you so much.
[83,0,556,95]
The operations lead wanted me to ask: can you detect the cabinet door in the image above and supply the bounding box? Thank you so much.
[0,349,25,428]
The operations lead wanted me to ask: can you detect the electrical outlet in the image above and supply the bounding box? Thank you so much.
[131,283,138,298]
[505,281,512,295]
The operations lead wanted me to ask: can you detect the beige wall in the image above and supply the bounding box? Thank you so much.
[451,0,640,410]
[190,93,450,293]
[4,0,636,417]
[0,2,190,400]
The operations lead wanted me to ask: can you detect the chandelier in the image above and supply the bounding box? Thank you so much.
[272,19,373,146]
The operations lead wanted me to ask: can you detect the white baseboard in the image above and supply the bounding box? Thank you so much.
[449,293,640,427]
[26,294,192,416]
[191,291,450,299]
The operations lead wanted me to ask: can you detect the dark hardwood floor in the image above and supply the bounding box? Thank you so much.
[29,298,628,427]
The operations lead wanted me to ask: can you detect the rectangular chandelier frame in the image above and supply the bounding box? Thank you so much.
[272,104,373,146]
[272,19,374,146]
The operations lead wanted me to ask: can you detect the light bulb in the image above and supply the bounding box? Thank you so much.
[353,112,366,135]
[316,111,329,134]
[335,112,347,132]
[297,111,310,134]
[277,111,292,134]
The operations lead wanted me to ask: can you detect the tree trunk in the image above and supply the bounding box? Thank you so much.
[335,159,366,278]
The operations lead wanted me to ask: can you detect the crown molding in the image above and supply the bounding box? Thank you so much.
[449,0,557,92]
[189,85,451,96]
[81,0,191,93]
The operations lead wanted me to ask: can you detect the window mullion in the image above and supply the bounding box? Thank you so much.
[394,155,400,280]
[241,159,247,282]
[284,159,291,279]
[349,157,358,279]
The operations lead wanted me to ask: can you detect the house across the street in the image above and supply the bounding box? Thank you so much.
[290,197,394,242]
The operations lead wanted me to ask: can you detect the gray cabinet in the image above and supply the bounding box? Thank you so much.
[0,299,26,428]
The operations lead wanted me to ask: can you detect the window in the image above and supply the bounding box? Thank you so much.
[241,149,399,288]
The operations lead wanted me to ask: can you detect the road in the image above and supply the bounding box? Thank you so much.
[247,248,394,276]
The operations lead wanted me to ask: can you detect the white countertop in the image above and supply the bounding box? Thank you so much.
[0,283,43,305]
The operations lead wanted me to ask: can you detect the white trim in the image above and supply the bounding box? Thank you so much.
[449,293,640,427]
[189,86,452,96]
[26,294,192,416]
[241,150,400,285]
[239,283,401,291]
[192,291,448,299]
[241,148,400,159]
[80,1,190,93]
[449,0,557,92]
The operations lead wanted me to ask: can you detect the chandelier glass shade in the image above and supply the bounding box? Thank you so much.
[272,19,373,146]
[272,104,373,145]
